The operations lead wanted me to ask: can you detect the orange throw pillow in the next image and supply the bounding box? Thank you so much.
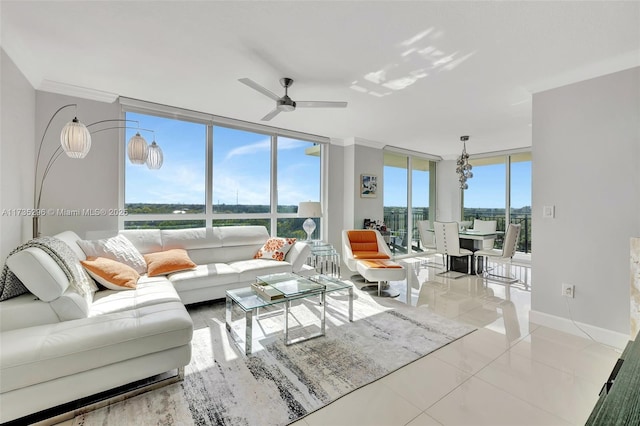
[144,249,197,277]
[81,256,139,290]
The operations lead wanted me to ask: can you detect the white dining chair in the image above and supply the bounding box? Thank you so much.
[417,220,444,268]
[474,223,521,282]
[472,219,497,249]
[434,221,473,275]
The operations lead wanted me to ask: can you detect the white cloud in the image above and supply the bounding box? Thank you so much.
[225,137,270,159]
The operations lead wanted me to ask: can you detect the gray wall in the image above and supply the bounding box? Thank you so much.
[436,159,462,222]
[532,67,640,336]
[35,91,120,237]
[353,143,384,229]
[325,141,346,250]
[1,49,35,261]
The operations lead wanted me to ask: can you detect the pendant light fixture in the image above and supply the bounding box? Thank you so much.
[456,135,473,190]
[146,140,164,169]
[33,104,164,238]
[127,132,149,164]
[60,117,92,159]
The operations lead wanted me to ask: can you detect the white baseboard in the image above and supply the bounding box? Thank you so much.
[530,310,630,350]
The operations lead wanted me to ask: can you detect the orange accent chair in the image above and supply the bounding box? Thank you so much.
[342,229,406,297]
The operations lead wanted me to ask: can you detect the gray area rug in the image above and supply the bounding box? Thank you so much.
[73,287,474,426]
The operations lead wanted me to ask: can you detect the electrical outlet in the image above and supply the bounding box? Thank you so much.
[562,283,575,298]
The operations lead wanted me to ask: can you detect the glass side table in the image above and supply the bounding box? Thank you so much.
[306,241,341,277]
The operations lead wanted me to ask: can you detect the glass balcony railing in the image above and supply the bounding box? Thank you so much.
[382,208,531,254]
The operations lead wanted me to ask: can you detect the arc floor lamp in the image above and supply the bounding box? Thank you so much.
[33,104,164,238]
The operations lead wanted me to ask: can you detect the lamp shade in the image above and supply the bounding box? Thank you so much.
[298,201,322,218]
[127,132,148,164]
[60,117,92,159]
[146,141,163,169]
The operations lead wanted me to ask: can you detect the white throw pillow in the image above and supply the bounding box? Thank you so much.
[77,234,147,274]
[254,237,296,261]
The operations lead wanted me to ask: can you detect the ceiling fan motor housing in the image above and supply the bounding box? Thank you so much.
[277,97,296,111]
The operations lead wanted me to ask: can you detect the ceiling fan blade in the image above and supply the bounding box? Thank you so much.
[296,101,348,108]
[261,108,281,121]
[238,78,280,101]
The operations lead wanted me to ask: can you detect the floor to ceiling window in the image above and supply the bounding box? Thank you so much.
[462,152,531,253]
[211,126,272,231]
[383,150,437,256]
[122,104,324,238]
[462,156,507,232]
[509,153,532,253]
[124,112,207,230]
[276,138,321,240]
[383,152,408,254]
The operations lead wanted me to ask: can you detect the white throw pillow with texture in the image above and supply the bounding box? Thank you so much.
[77,234,147,274]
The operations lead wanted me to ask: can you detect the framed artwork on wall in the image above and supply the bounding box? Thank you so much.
[360,174,377,198]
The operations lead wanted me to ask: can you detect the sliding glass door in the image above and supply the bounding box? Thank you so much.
[383,152,408,254]
[463,157,507,236]
[462,152,531,253]
[510,153,532,253]
[384,151,436,256]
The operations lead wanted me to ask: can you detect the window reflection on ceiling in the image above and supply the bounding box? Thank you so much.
[350,27,476,97]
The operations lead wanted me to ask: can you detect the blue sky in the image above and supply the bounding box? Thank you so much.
[125,113,320,206]
[384,160,531,208]
[462,161,531,209]
[126,112,530,209]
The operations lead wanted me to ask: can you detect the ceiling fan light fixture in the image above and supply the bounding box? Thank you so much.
[277,98,296,112]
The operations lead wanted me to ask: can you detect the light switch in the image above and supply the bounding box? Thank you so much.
[543,205,555,218]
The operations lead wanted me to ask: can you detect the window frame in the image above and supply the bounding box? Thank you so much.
[118,99,327,238]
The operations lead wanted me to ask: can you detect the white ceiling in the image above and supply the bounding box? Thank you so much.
[2,1,639,158]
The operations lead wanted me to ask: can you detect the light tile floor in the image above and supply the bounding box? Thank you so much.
[292,256,623,426]
[53,256,621,426]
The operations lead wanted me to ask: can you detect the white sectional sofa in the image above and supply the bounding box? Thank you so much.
[119,225,313,304]
[0,225,311,423]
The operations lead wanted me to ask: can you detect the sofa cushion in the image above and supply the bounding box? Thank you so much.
[118,229,163,255]
[218,225,269,247]
[0,301,193,394]
[49,288,91,321]
[168,263,240,293]
[81,257,139,291]
[53,231,87,260]
[228,259,294,282]
[0,293,60,332]
[6,247,69,302]
[144,249,197,277]
[254,237,296,261]
[286,242,313,272]
[90,278,180,316]
[160,227,223,250]
[77,234,147,274]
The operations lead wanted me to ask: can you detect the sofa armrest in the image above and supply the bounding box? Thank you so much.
[286,242,312,272]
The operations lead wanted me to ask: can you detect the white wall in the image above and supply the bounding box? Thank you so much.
[0,49,35,260]
[532,67,640,338]
[35,91,120,237]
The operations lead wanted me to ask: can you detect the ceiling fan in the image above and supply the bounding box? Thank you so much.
[238,77,348,121]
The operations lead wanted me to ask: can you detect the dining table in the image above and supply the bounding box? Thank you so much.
[444,228,504,274]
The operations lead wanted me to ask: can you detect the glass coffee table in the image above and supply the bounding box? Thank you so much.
[225,273,353,355]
